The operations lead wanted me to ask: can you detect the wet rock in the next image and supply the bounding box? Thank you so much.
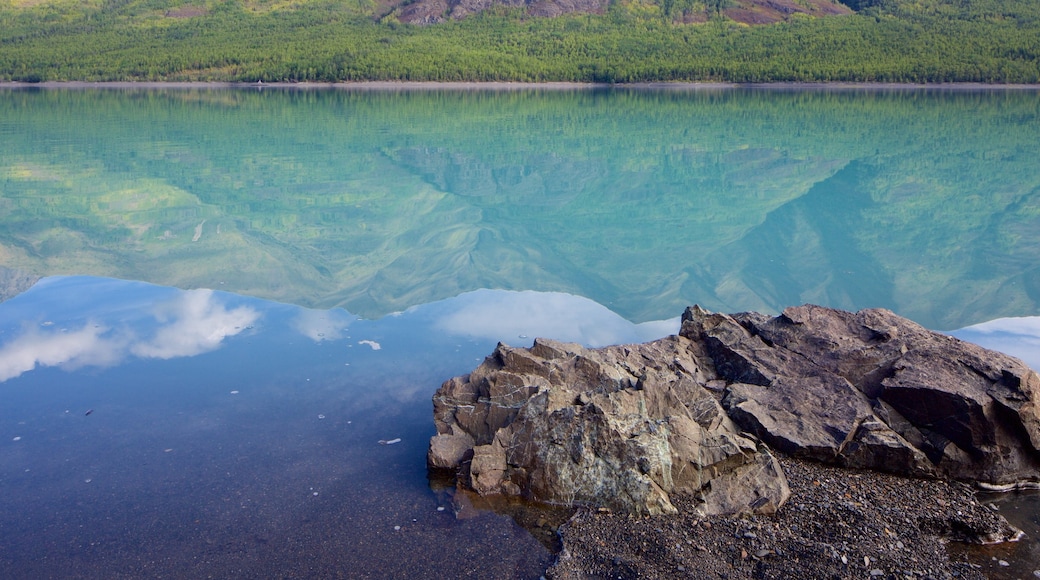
[427,433,475,469]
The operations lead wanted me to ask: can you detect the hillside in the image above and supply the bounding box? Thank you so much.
[390,0,850,25]
[0,0,1037,83]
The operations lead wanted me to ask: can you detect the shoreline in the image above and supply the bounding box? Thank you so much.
[1,80,1039,91]
[549,455,1024,580]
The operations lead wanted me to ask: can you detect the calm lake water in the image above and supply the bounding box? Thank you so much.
[1,86,1039,578]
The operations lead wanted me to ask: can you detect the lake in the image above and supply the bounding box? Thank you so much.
[1,86,1039,578]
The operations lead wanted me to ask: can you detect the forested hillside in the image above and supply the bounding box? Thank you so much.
[0,0,1037,82]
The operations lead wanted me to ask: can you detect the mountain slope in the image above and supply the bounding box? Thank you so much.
[392,0,851,25]
[0,0,1037,83]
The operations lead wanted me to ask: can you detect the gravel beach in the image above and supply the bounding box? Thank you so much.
[548,456,1022,580]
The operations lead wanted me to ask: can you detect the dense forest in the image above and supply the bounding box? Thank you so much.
[0,0,1038,83]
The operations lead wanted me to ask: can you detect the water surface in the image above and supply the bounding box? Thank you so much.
[1,87,1039,578]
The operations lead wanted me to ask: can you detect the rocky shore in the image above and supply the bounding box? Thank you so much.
[549,455,1018,579]
[428,304,1040,578]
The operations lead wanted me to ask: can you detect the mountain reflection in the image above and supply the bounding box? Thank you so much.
[1,89,1038,330]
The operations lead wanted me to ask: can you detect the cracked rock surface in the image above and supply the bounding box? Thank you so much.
[428,304,1040,517]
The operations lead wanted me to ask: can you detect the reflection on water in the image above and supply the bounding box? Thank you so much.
[0,276,679,577]
[2,87,1040,577]
[952,317,1040,371]
[0,280,259,382]
[1,88,1039,329]
[0,275,1037,577]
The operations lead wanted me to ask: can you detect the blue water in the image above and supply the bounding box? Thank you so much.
[0,276,675,577]
[1,86,1039,578]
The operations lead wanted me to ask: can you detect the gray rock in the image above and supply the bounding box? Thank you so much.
[427,433,475,469]
[428,336,790,516]
[429,304,1040,516]
[682,304,1040,485]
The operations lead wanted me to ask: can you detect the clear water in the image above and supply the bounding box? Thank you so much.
[1,86,1039,578]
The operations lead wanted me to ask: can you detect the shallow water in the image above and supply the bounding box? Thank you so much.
[1,86,1039,578]
[0,279,608,577]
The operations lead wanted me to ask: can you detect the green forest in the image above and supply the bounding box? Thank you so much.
[0,0,1038,83]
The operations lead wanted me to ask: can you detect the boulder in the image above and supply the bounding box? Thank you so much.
[429,336,790,516]
[429,304,1040,515]
[683,304,1040,485]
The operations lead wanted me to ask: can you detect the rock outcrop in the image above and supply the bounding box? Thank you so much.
[430,335,790,516]
[688,305,1040,486]
[429,304,1040,516]
[391,0,850,25]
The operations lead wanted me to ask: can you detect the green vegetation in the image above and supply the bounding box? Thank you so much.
[0,0,1037,82]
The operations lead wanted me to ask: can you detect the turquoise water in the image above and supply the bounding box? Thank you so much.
[1,86,1039,578]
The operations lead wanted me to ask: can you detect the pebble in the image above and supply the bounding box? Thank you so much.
[550,455,1017,579]
[394,525,401,531]
[999,560,1010,567]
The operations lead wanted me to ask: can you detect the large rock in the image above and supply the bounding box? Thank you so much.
[685,304,1040,485]
[429,304,1040,516]
[430,336,790,516]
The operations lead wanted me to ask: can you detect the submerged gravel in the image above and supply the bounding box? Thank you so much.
[548,456,1019,579]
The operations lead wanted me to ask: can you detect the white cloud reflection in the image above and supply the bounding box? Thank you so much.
[432,289,679,348]
[290,307,355,342]
[131,289,259,359]
[0,288,259,382]
[952,316,1040,372]
[0,324,125,382]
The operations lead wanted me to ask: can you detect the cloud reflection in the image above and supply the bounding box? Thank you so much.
[0,288,259,382]
[432,289,679,348]
[131,290,259,359]
[0,324,124,382]
[952,316,1040,372]
[290,307,356,342]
